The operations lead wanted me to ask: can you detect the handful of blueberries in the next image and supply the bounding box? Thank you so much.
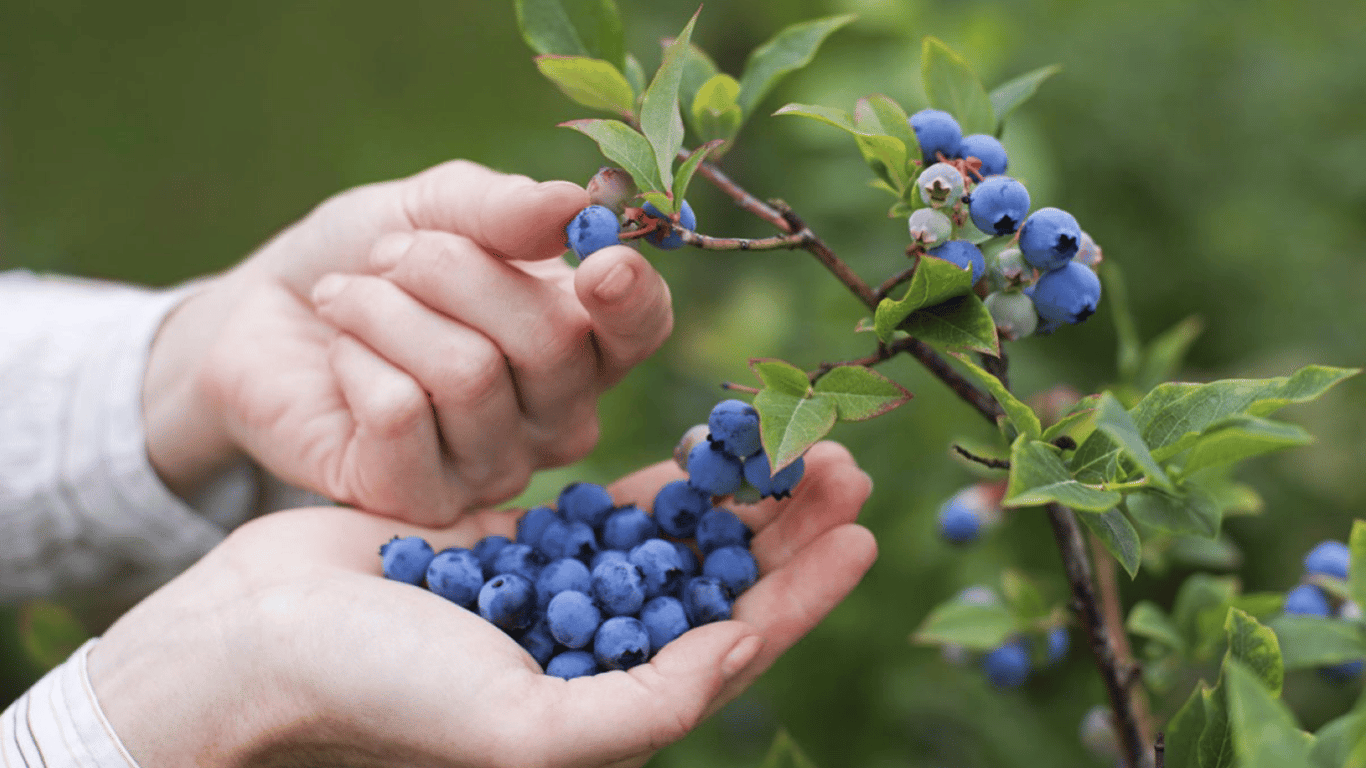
[379,399,802,679]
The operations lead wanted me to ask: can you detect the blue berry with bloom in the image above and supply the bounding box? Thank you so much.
[681,576,732,625]
[703,545,759,597]
[1284,584,1331,616]
[958,133,1008,178]
[546,650,598,679]
[558,482,615,529]
[1047,627,1070,665]
[629,538,685,599]
[642,200,696,250]
[591,558,647,617]
[640,596,691,652]
[1304,540,1350,579]
[535,557,592,609]
[983,638,1032,688]
[547,590,602,649]
[594,616,651,670]
[565,205,621,259]
[380,536,435,586]
[478,573,537,632]
[1031,261,1102,328]
[518,619,557,668]
[653,480,710,538]
[600,505,659,551]
[695,508,752,555]
[516,505,559,546]
[491,543,547,583]
[708,399,762,459]
[909,108,963,165]
[742,452,805,500]
[1019,207,1082,272]
[926,240,986,284]
[425,548,483,607]
[687,441,744,496]
[967,176,1030,236]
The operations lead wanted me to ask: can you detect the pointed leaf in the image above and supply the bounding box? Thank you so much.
[1199,678,1236,768]
[1174,574,1239,661]
[536,56,637,117]
[737,15,856,118]
[898,294,999,355]
[1004,436,1121,512]
[912,599,1018,650]
[949,352,1041,439]
[515,0,590,58]
[750,358,811,397]
[640,10,700,198]
[812,365,913,422]
[1127,600,1185,651]
[690,74,743,147]
[773,102,856,131]
[1040,394,1101,444]
[920,37,996,135]
[1136,315,1204,392]
[1178,416,1314,476]
[1224,607,1283,696]
[988,63,1061,132]
[1351,520,1366,609]
[1224,661,1315,768]
[753,389,838,472]
[624,54,646,97]
[1125,484,1221,538]
[1103,261,1143,386]
[1000,569,1049,622]
[773,103,909,186]
[873,255,976,342]
[561,119,664,193]
[565,0,625,71]
[857,94,919,162]
[1079,507,1142,577]
[672,140,723,206]
[1311,710,1366,768]
[1163,683,1208,768]
[1267,615,1366,669]
[678,42,719,118]
[1094,391,1172,489]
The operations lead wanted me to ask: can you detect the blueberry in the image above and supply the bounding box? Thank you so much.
[957,133,1008,178]
[642,200,696,251]
[518,619,557,669]
[708,399,762,459]
[673,423,712,470]
[702,546,759,598]
[909,108,963,165]
[516,506,560,546]
[917,162,965,209]
[478,573,536,633]
[967,176,1030,236]
[594,616,652,671]
[908,208,953,247]
[982,638,1032,688]
[591,558,647,617]
[535,557,593,609]
[1031,261,1101,327]
[558,482,615,530]
[741,452,804,500]
[535,517,572,560]
[672,541,701,580]
[379,536,435,585]
[565,205,621,259]
[653,480,710,538]
[591,549,630,571]
[1321,660,1365,682]
[687,442,744,496]
[926,240,986,284]
[681,576,732,625]
[425,547,484,607]
[1284,584,1331,616]
[640,596,691,652]
[600,505,659,551]
[547,590,603,649]
[985,291,1038,341]
[1046,627,1070,665]
[695,508,752,555]
[559,520,599,562]
[471,535,512,580]
[938,497,981,544]
[491,543,548,583]
[1304,540,1350,579]
[546,650,598,679]
[629,538,685,599]
[1018,207,1082,272]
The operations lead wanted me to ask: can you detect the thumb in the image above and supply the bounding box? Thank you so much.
[575,245,674,383]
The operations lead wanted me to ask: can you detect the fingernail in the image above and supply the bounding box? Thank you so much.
[371,232,415,272]
[593,261,638,303]
[721,635,763,678]
[311,273,348,305]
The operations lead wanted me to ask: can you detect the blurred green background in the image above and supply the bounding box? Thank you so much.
[2,1,1364,765]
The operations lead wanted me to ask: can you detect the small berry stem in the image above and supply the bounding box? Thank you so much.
[952,444,1011,470]
[719,382,761,395]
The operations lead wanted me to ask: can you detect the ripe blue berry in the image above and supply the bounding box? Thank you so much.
[558,520,599,562]
[938,495,982,544]
[695,508,752,555]
[957,134,1008,178]
[703,546,759,598]
[640,596,691,652]
[1019,207,1082,272]
[547,590,603,649]
[1304,540,1350,579]
[546,650,598,679]
[917,163,965,208]
[516,505,559,546]
[926,240,986,284]
[1031,261,1102,328]
[909,108,963,165]
[742,452,805,500]
[1321,660,1364,682]
[967,176,1030,236]
[519,619,557,668]
[642,200,696,250]
[591,549,630,571]
[1047,627,1070,665]
[491,543,548,583]
[985,291,1038,341]
[558,482,615,530]
[565,205,621,259]
[379,536,435,585]
[535,557,593,609]
[653,479,711,538]
[478,573,537,632]
[687,442,744,496]
[600,505,659,551]
[629,538,685,599]
[425,547,484,608]
[1284,584,1331,616]
[591,558,647,617]
[471,535,511,580]
[594,616,652,670]
[681,576,732,625]
[708,399,762,459]
[672,541,701,580]
[982,638,1032,688]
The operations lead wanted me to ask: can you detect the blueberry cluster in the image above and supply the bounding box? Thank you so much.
[1282,539,1363,681]
[940,586,1070,688]
[905,108,1103,338]
[565,167,697,259]
[935,482,1004,544]
[378,398,798,679]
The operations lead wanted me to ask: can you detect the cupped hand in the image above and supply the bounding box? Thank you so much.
[144,160,672,524]
[89,442,876,768]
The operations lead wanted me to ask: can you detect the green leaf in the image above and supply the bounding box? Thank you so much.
[856,94,919,162]
[912,599,1017,650]
[1136,315,1204,392]
[672,139,723,207]
[759,728,820,768]
[1079,507,1143,577]
[1093,391,1172,489]
[678,42,719,118]
[1267,615,1366,669]
[1199,679,1236,768]
[811,365,913,422]
[1311,710,1366,768]
[639,190,672,213]
[560,119,663,193]
[1178,416,1314,476]
[1224,661,1315,768]
[1163,683,1209,768]
[948,352,1042,439]
[873,255,976,342]
[1004,436,1121,512]
[1001,569,1049,622]
[753,389,837,472]
[640,10,699,199]
[1125,484,1221,538]
[1103,262,1143,386]
[772,102,856,131]
[1351,520,1366,609]
[690,74,743,148]
[1224,607,1284,696]
[737,15,856,118]
[750,358,812,397]
[19,600,89,670]
[1174,574,1239,661]
[516,0,625,70]
[1040,394,1101,444]
[920,37,996,135]
[898,294,999,355]
[773,103,910,188]
[988,63,1061,133]
[1127,600,1185,651]
[624,54,646,98]
[535,56,636,118]
[1231,592,1285,621]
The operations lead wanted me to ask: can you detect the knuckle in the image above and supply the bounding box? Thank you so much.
[354,374,429,440]
[431,339,506,409]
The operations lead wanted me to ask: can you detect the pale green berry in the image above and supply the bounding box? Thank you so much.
[985,290,1038,341]
[908,208,953,246]
[673,424,710,471]
[917,163,965,208]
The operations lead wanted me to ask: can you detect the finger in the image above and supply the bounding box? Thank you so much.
[574,245,674,384]
[373,231,602,463]
[324,333,463,524]
[398,159,589,261]
[311,272,534,506]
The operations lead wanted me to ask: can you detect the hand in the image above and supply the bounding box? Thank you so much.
[88,442,876,768]
[143,160,672,524]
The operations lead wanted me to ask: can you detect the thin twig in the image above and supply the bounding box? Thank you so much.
[952,444,1011,470]
[676,228,808,251]
[809,337,919,382]
[1155,733,1165,768]
[1090,533,1157,746]
[689,157,792,232]
[872,264,918,303]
